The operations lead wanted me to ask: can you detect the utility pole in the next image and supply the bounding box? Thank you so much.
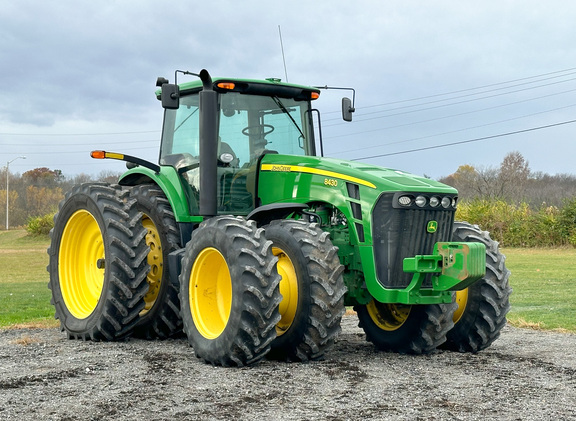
[5,156,26,230]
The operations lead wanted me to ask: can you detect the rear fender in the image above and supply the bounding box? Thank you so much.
[119,166,202,225]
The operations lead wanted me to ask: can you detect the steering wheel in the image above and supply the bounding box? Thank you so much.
[242,124,274,137]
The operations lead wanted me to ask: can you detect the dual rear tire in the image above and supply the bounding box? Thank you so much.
[48,183,150,340]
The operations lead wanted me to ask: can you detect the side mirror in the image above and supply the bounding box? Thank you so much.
[156,77,180,109]
[342,97,355,122]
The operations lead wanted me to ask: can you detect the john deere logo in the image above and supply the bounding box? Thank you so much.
[427,220,438,233]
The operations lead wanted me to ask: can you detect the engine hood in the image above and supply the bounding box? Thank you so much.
[260,154,457,194]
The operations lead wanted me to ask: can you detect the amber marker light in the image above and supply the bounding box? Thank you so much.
[311,92,320,100]
[91,150,106,159]
[217,82,235,90]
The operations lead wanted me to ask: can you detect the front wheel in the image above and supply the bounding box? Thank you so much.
[179,216,282,366]
[355,300,457,354]
[441,221,512,352]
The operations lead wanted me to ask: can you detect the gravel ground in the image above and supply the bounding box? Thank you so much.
[1,316,575,421]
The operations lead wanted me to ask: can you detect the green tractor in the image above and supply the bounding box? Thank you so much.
[47,69,511,366]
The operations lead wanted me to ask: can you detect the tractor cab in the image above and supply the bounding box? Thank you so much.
[157,75,320,216]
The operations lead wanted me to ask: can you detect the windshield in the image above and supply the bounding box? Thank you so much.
[218,92,313,166]
[159,90,314,215]
[160,91,314,166]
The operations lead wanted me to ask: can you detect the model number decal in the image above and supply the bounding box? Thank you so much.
[324,178,338,187]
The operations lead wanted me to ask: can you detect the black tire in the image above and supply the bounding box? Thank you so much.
[130,184,182,339]
[264,220,346,362]
[47,183,150,341]
[442,221,512,352]
[179,216,282,366]
[355,300,457,354]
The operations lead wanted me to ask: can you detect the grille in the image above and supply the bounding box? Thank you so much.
[372,193,455,289]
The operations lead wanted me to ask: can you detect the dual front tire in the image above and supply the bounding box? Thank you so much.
[177,217,346,366]
[354,221,511,354]
[178,216,282,366]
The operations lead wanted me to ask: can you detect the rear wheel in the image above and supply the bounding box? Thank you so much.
[355,300,457,354]
[442,221,512,352]
[265,220,346,362]
[130,185,182,339]
[179,216,282,366]
[47,183,149,340]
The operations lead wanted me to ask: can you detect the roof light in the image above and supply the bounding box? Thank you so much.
[216,82,235,90]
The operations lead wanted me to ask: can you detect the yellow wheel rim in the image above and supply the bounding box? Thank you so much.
[58,210,105,319]
[273,247,298,336]
[367,300,411,331]
[453,288,469,324]
[141,215,163,316]
[189,247,232,339]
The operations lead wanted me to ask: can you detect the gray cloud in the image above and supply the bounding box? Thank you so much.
[2,0,576,178]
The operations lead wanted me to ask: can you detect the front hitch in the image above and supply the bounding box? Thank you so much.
[397,242,486,304]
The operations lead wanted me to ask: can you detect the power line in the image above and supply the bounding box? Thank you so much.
[0,130,159,137]
[322,66,576,116]
[326,86,576,140]
[351,119,576,161]
[1,138,160,147]
[359,68,576,112]
[322,75,576,125]
[330,102,576,155]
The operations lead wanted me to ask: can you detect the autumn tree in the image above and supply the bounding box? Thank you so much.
[22,167,65,188]
[440,151,533,203]
[25,185,63,218]
[496,151,530,202]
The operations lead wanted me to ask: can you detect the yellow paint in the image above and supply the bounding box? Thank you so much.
[261,164,376,189]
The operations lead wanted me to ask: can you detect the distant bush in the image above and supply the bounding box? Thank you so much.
[456,198,576,247]
[26,213,55,236]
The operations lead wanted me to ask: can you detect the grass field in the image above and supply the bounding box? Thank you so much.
[502,247,576,332]
[1,230,574,332]
[0,230,58,327]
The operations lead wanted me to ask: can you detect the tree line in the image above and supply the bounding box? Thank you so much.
[439,151,576,247]
[0,167,121,229]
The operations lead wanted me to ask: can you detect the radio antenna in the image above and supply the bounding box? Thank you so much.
[278,25,289,82]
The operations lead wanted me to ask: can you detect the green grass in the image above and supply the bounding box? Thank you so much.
[1,230,575,333]
[0,230,57,327]
[503,247,576,332]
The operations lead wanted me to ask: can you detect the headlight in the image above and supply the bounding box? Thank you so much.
[452,197,458,208]
[441,196,451,208]
[429,196,440,207]
[415,195,427,207]
[398,195,412,206]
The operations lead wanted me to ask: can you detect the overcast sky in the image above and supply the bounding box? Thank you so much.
[2,0,576,180]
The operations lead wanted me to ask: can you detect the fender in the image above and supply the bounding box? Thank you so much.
[247,202,308,226]
[118,166,202,225]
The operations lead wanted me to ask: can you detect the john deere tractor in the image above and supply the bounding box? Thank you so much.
[48,69,511,366]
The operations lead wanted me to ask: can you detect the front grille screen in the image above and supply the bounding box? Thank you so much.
[372,193,454,289]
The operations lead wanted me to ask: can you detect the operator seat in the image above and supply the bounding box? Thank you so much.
[218,140,239,167]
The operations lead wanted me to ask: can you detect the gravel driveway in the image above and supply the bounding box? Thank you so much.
[1,316,575,421]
